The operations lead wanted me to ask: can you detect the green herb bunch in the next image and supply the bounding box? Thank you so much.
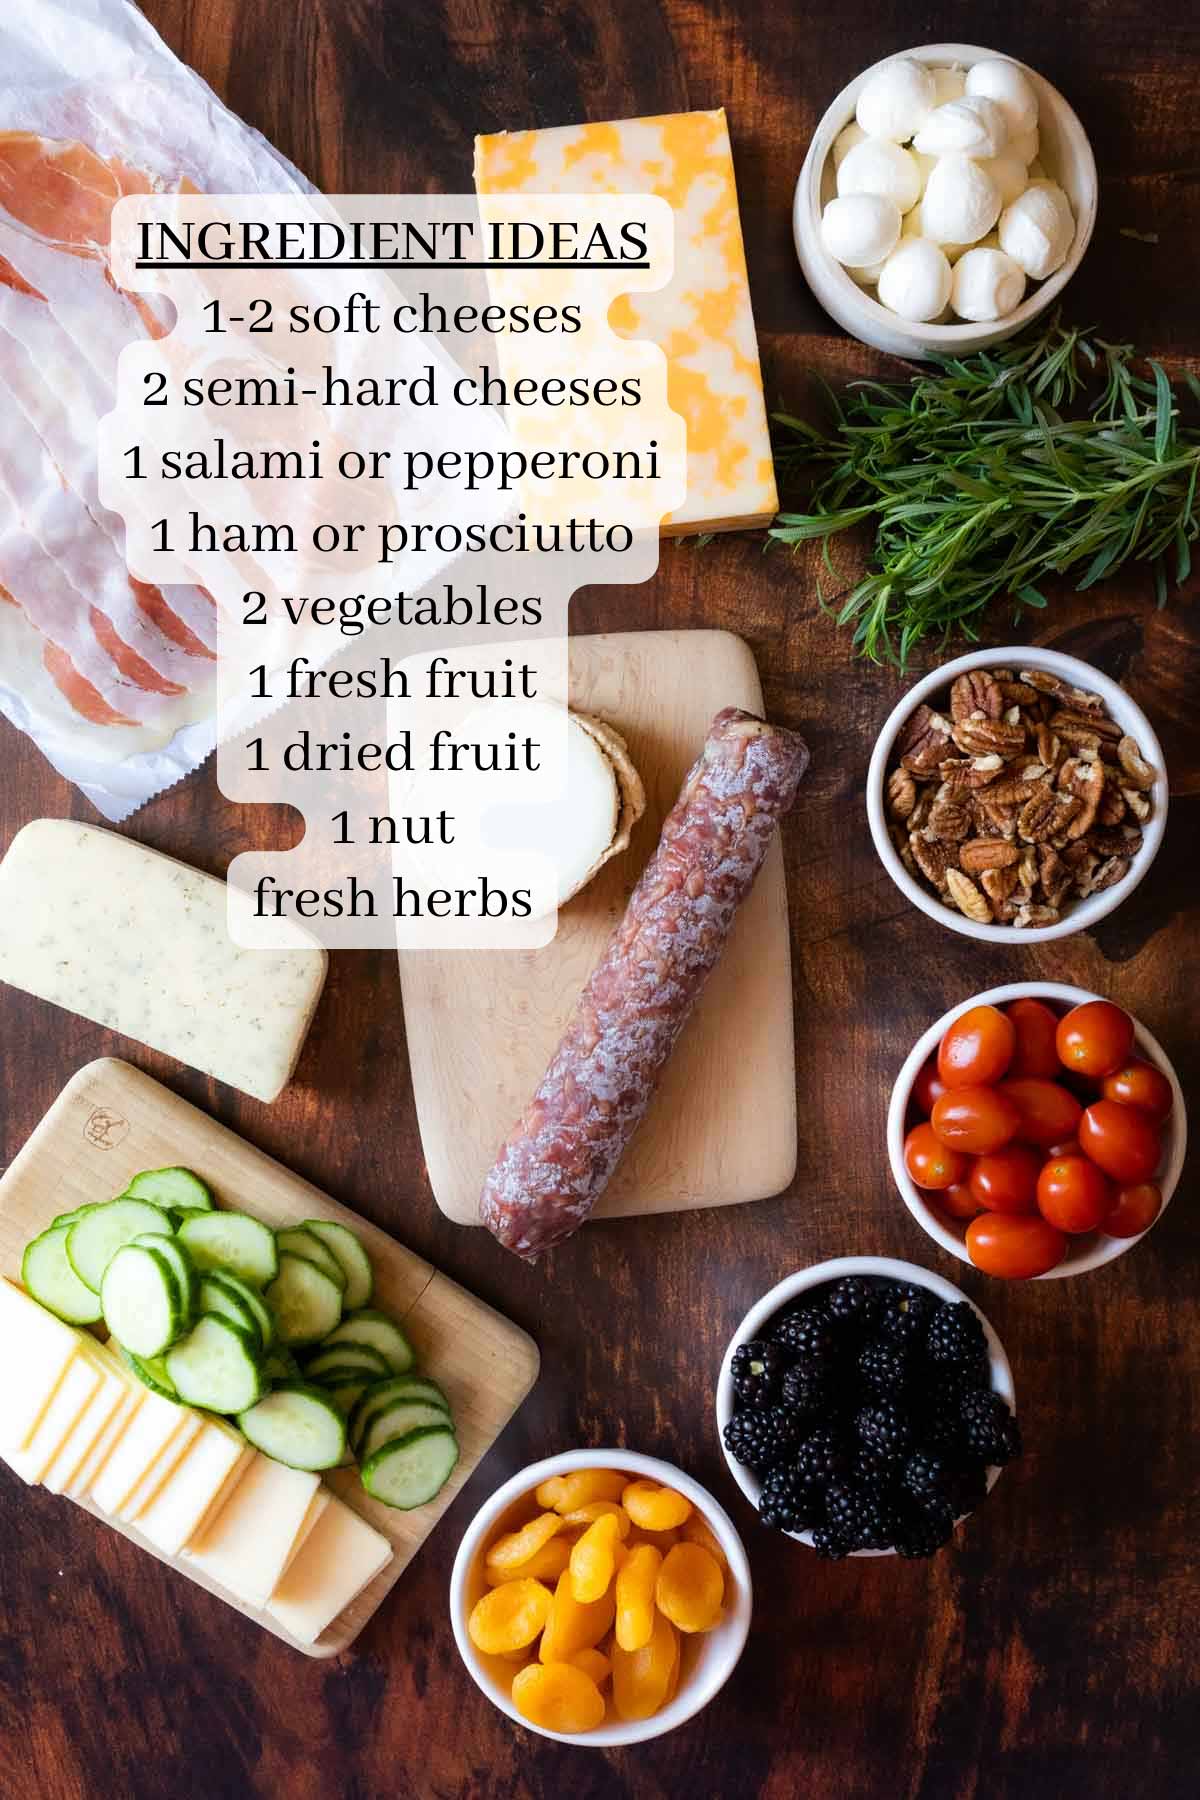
[769,320,1200,666]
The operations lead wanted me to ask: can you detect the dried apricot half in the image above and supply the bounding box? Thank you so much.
[468,1578,553,1655]
[621,1479,693,1532]
[655,1542,724,1634]
[569,1511,623,1603]
[511,1662,606,1734]
[612,1608,679,1721]
[540,1568,616,1662]
[484,1537,571,1587]
[614,1543,662,1652]
[536,1468,628,1512]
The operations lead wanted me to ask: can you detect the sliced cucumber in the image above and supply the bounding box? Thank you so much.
[349,1376,450,1453]
[177,1211,278,1286]
[218,1272,275,1349]
[263,1346,303,1384]
[132,1233,196,1320]
[120,1346,178,1399]
[100,1243,182,1357]
[123,1167,214,1211]
[301,1221,373,1310]
[265,1252,343,1346]
[50,1205,96,1230]
[304,1342,390,1382]
[237,1384,347,1470]
[170,1206,211,1230]
[199,1274,260,1344]
[359,1400,454,1465]
[320,1309,413,1374]
[361,1425,459,1510]
[67,1198,173,1293]
[320,1378,370,1418]
[22,1224,103,1324]
[165,1315,262,1413]
[276,1227,347,1290]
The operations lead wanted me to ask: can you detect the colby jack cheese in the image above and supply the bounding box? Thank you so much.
[475,108,778,534]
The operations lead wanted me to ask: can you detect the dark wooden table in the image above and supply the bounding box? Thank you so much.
[2,3,1197,1795]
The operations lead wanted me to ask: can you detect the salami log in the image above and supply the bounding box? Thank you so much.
[480,707,810,1259]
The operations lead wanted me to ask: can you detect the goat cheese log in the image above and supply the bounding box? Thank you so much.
[479,707,810,1259]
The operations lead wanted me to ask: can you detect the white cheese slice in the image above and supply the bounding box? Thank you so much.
[136,1420,252,1556]
[0,1275,86,1451]
[0,820,328,1103]
[4,1353,100,1484]
[182,1454,321,1606]
[66,1383,144,1499]
[88,1386,196,1515]
[279,1485,332,1580]
[267,1495,393,1645]
[42,1353,132,1494]
[117,1409,204,1522]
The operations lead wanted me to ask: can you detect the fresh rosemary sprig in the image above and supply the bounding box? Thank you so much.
[769,319,1200,666]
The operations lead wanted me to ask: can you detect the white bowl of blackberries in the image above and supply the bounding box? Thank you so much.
[716,1257,1018,1559]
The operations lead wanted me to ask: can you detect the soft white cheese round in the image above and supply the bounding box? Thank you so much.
[965,59,1039,136]
[837,138,923,212]
[1010,126,1040,166]
[951,246,1027,320]
[877,238,953,320]
[821,192,902,267]
[931,65,966,106]
[998,181,1075,279]
[912,96,1009,159]
[832,120,869,167]
[981,152,1029,208]
[855,58,935,142]
[921,154,1002,245]
[900,200,969,262]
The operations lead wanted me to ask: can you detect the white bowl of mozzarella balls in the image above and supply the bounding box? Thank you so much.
[794,45,1097,356]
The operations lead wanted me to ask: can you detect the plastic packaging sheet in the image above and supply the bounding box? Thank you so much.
[0,0,311,818]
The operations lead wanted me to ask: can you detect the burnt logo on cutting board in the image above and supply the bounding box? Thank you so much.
[83,1107,130,1151]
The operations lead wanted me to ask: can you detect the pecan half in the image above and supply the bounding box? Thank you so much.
[1018,788,1081,843]
[1037,845,1072,909]
[926,794,973,842]
[1122,786,1151,822]
[945,868,992,924]
[999,679,1041,706]
[1117,735,1156,791]
[1014,903,1061,928]
[951,670,1003,722]
[937,754,1004,789]
[886,767,917,819]
[981,865,1019,917]
[1051,707,1122,743]
[952,715,1026,758]
[1089,825,1143,858]
[898,704,953,775]
[960,837,1021,873]
[1064,760,1104,840]
[1019,670,1105,711]
[1091,855,1131,892]
[1096,786,1126,827]
[910,832,954,890]
[1035,725,1064,772]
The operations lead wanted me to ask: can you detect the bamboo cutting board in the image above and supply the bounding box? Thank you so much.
[399,630,798,1228]
[0,1058,539,1656]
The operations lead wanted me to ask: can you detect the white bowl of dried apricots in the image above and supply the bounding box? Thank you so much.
[450,1449,753,1745]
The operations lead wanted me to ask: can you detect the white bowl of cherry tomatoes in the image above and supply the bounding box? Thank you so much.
[888,983,1186,1278]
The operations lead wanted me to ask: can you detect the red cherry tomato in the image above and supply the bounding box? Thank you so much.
[1055,1001,1135,1079]
[1101,1058,1173,1123]
[968,1144,1041,1214]
[1104,1182,1163,1238]
[966,1212,1068,1279]
[1006,997,1062,1079]
[1078,1100,1162,1183]
[913,1056,946,1116]
[936,1179,984,1221]
[904,1122,970,1190]
[937,1005,1016,1089]
[931,1085,1021,1155]
[1046,1139,1081,1158]
[1036,1155,1113,1234]
[999,1078,1083,1150]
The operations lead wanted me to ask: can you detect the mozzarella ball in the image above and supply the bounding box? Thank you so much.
[965,59,1039,136]
[931,65,966,106]
[1010,127,1040,166]
[951,246,1027,320]
[980,152,1029,207]
[877,238,953,320]
[832,120,869,168]
[998,181,1075,279]
[921,154,1002,245]
[837,138,923,212]
[901,200,971,262]
[855,58,935,142]
[913,96,1008,159]
[821,193,902,267]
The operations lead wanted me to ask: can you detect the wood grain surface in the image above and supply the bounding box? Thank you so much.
[1,2,1197,1796]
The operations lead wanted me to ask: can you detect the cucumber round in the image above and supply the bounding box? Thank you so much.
[220,1274,275,1349]
[100,1243,182,1357]
[300,1221,373,1310]
[199,1273,260,1344]
[319,1309,413,1374]
[67,1198,173,1293]
[304,1342,390,1382]
[237,1384,347,1470]
[120,1346,179,1399]
[132,1233,197,1321]
[349,1376,450,1454]
[319,1378,370,1418]
[359,1400,453,1465]
[276,1227,346,1290]
[177,1211,278,1286]
[263,1346,303,1384]
[122,1167,214,1211]
[265,1252,343,1346]
[361,1425,459,1510]
[22,1224,103,1324]
[165,1315,263,1414]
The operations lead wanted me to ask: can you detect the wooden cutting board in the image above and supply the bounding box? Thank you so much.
[399,630,798,1228]
[0,1058,539,1657]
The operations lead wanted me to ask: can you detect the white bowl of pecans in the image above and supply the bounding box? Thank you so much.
[866,647,1168,942]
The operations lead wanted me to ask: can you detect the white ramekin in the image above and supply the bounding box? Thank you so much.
[794,43,1098,357]
[716,1257,1015,1555]
[449,1448,752,1746]
[866,645,1168,943]
[888,982,1186,1277]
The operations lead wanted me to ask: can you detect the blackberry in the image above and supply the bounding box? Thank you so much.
[918,1382,970,1457]
[823,1481,868,1551]
[812,1521,854,1560]
[854,1479,903,1551]
[856,1399,911,1463]
[722,1404,801,1474]
[793,1425,846,1489]
[781,1363,831,1419]
[772,1304,838,1371]
[924,1303,989,1376]
[959,1387,1022,1466]
[893,1499,956,1560]
[851,1444,895,1487]
[901,1451,959,1513]
[857,1337,911,1396]
[759,1463,821,1534]
[880,1284,943,1346]
[731,1339,791,1408]
[824,1276,881,1335]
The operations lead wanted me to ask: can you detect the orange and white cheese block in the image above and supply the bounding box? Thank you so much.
[475,108,778,534]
